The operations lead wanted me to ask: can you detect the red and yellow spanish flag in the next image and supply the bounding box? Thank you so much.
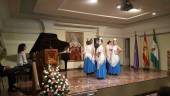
[143,32,150,68]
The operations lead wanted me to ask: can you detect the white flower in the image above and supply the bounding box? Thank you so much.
[55,85,58,88]
[48,79,51,83]
[65,82,68,85]
[54,91,58,95]
[43,70,48,74]
[50,87,52,89]
[54,72,57,75]
[44,76,47,78]
[63,85,65,89]
[43,91,46,93]
[60,82,63,84]
[57,79,60,82]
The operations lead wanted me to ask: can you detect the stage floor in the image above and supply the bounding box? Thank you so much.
[1,67,169,96]
[61,68,169,95]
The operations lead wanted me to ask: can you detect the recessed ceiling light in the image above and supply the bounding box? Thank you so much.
[117,5,121,9]
[128,8,141,13]
[88,0,98,4]
[152,12,156,16]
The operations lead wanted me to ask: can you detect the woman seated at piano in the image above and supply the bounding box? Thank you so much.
[17,43,32,76]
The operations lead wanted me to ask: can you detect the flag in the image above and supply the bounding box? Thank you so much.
[143,32,150,68]
[134,33,139,70]
[150,29,160,69]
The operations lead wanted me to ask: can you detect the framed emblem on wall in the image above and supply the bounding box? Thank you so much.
[66,32,84,61]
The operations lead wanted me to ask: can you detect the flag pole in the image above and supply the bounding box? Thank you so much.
[143,32,150,71]
[134,32,139,71]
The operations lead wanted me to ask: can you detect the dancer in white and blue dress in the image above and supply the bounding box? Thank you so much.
[106,40,113,72]
[96,38,106,79]
[83,39,96,74]
[109,38,122,75]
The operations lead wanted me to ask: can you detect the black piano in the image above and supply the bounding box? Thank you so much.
[30,33,70,71]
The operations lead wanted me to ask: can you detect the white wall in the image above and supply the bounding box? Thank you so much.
[99,26,125,65]
[123,14,170,70]
[1,18,126,69]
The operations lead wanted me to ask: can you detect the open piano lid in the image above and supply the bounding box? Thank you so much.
[30,33,69,53]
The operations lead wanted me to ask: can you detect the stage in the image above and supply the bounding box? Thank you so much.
[61,67,169,96]
[1,67,169,96]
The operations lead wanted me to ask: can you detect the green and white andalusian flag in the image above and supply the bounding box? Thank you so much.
[150,30,160,69]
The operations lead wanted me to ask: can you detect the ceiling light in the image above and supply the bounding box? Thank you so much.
[128,8,141,13]
[152,12,156,16]
[117,5,121,9]
[88,0,98,4]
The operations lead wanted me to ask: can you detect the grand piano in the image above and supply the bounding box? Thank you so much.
[30,33,70,89]
[30,33,69,53]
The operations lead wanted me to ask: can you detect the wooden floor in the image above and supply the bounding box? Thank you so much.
[0,67,169,96]
[64,68,168,95]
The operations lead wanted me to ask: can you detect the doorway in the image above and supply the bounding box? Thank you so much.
[124,38,130,67]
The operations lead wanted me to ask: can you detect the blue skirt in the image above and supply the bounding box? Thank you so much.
[108,62,121,75]
[96,62,106,79]
[106,59,110,72]
[83,57,96,74]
